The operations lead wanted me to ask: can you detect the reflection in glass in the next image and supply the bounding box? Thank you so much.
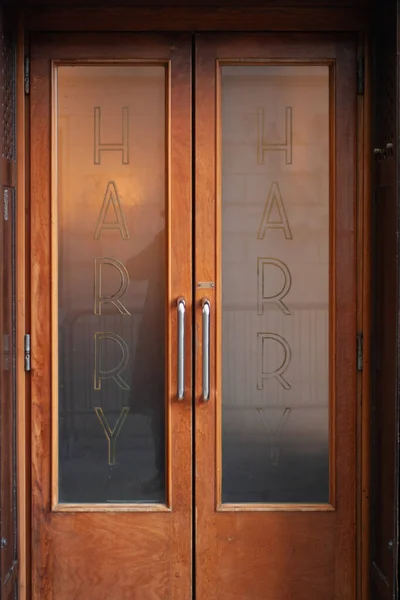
[221,65,330,503]
[57,65,166,503]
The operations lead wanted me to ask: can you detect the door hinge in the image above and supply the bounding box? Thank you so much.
[24,57,30,95]
[357,332,363,371]
[357,55,364,96]
[24,334,31,372]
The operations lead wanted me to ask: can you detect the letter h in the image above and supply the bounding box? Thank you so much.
[94,106,129,165]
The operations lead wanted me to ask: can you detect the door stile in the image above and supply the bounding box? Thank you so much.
[30,41,52,598]
[194,35,218,599]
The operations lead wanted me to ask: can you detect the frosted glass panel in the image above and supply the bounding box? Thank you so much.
[56,65,166,504]
[221,65,330,504]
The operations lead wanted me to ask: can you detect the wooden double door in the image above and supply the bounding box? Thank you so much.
[30,32,357,599]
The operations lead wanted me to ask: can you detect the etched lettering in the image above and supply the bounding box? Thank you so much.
[258,106,292,165]
[94,257,130,316]
[94,407,130,465]
[257,257,292,315]
[94,181,130,240]
[257,182,292,240]
[94,332,130,391]
[257,407,292,466]
[94,106,129,165]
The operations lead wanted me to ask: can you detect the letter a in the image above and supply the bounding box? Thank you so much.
[94,181,130,240]
[257,182,292,240]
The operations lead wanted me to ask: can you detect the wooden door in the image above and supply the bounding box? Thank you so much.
[30,33,192,600]
[195,33,358,599]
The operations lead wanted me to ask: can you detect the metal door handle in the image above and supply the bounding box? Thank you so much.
[177,297,186,400]
[202,299,210,401]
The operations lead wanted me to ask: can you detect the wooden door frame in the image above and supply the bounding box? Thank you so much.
[369,0,400,595]
[13,4,372,599]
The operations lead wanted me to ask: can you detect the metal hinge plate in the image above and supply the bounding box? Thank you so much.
[357,55,364,96]
[24,57,30,95]
[24,334,31,372]
[357,332,363,371]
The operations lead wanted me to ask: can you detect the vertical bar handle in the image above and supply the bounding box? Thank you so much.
[202,299,210,401]
[177,297,186,400]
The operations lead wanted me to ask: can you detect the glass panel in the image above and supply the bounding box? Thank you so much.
[221,65,330,504]
[56,65,166,504]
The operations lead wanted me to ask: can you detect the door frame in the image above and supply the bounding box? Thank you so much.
[14,5,372,599]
